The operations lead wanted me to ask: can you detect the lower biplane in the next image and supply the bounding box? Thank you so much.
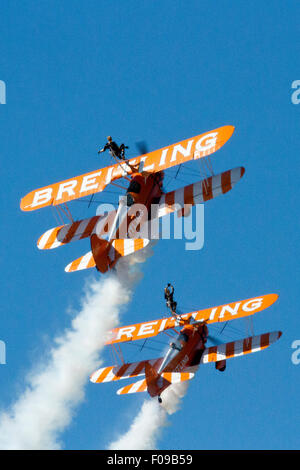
[21,125,245,274]
[90,293,281,403]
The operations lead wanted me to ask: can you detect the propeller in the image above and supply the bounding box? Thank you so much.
[136,140,149,155]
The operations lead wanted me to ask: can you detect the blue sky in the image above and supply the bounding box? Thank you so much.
[0,0,299,449]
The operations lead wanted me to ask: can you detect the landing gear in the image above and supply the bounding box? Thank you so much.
[215,360,226,372]
[158,396,162,403]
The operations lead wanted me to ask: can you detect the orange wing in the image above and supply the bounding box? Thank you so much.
[105,294,278,345]
[20,125,234,212]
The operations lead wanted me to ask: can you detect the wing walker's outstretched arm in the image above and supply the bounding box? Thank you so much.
[98,136,129,160]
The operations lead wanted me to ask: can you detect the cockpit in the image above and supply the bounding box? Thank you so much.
[126,179,142,207]
[127,179,141,194]
[170,332,189,351]
[158,332,189,373]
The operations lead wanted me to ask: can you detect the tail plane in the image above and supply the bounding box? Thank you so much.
[117,368,195,396]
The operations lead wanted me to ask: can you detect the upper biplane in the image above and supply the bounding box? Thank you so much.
[20,125,245,273]
[90,293,281,403]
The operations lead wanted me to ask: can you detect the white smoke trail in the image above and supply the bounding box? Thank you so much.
[0,241,155,450]
[108,400,167,450]
[0,275,129,449]
[108,377,193,450]
[160,381,190,415]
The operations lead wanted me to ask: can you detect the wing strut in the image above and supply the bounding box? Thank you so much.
[51,203,74,225]
[110,343,125,365]
[61,202,74,223]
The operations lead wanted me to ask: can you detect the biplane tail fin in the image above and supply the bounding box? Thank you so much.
[116,370,195,396]
[200,331,282,366]
[90,234,150,273]
[144,362,160,396]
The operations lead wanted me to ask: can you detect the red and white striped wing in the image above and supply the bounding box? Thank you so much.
[37,216,100,250]
[37,211,117,250]
[156,167,245,218]
[160,372,195,383]
[90,357,164,383]
[200,331,282,364]
[64,238,150,273]
[65,251,95,273]
[116,372,195,395]
[110,238,150,256]
[117,379,148,395]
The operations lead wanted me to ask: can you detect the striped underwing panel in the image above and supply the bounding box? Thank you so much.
[38,215,100,250]
[90,358,164,383]
[200,331,282,364]
[156,166,245,218]
[37,211,117,250]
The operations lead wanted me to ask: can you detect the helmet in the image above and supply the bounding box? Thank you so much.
[107,136,112,142]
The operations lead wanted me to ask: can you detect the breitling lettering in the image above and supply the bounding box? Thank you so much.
[111,297,270,344]
[22,127,233,211]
